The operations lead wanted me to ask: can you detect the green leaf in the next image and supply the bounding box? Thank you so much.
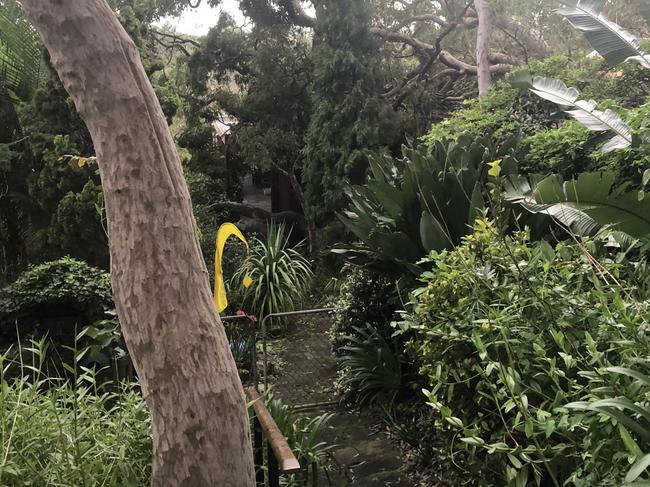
[526,76,631,152]
[558,1,650,68]
[505,172,650,240]
[627,453,650,483]
[620,424,643,458]
[420,211,450,252]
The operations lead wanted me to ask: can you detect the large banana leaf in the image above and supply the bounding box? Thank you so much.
[511,73,632,153]
[505,172,650,240]
[558,0,650,68]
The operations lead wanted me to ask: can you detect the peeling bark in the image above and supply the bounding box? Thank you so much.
[20,1,255,486]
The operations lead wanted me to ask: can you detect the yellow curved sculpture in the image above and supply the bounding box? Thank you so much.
[214,223,253,313]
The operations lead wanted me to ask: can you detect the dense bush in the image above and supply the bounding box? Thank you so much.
[330,266,401,353]
[424,56,650,183]
[424,56,603,146]
[397,219,650,486]
[0,257,113,342]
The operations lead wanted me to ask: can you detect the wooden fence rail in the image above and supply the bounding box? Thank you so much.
[247,387,301,487]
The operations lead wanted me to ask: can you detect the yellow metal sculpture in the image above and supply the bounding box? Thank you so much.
[214,223,253,312]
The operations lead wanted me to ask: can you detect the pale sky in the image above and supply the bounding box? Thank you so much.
[156,1,246,36]
[156,1,315,36]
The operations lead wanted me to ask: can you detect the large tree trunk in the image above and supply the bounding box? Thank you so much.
[474,0,494,96]
[20,1,255,486]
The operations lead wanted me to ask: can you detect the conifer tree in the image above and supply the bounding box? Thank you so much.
[302,0,395,225]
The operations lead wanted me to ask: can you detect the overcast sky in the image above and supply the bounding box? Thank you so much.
[156,1,245,36]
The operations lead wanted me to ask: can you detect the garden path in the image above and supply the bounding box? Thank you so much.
[269,314,414,486]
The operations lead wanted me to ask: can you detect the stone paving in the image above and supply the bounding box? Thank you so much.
[269,314,414,486]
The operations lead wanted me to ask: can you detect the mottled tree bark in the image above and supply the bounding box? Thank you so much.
[20,1,255,486]
[474,0,494,96]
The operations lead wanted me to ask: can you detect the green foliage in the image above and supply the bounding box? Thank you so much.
[424,56,604,146]
[0,0,45,102]
[233,224,313,322]
[336,134,518,274]
[397,219,650,486]
[48,181,107,267]
[0,343,151,487]
[0,257,113,342]
[424,56,650,181]
[330,266,400,353]
[302,0,398,224]
[518,121,592,177]
[566,366,650,485]
[338,324,402,405]
[262,391,335,486]
[8,78,107,269]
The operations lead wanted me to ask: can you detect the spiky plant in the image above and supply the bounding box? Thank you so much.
[233,223,313,325]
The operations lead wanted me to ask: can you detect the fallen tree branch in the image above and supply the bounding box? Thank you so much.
[371,27,513,76]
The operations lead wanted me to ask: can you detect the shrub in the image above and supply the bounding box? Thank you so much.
[330,266,401,353]
[423,56,604,147]
[233,223,313,326]
[397,219,650,486]
[0,257,113,343]
[338,324,402,404]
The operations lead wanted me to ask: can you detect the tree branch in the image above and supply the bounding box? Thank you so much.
[370,27,513,76]
[279,0,315,28]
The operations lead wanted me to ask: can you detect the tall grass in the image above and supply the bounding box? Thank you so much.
[0,339,151,487]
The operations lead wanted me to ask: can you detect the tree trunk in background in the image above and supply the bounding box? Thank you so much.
[474,0,494,96]
[20,1,255,486]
